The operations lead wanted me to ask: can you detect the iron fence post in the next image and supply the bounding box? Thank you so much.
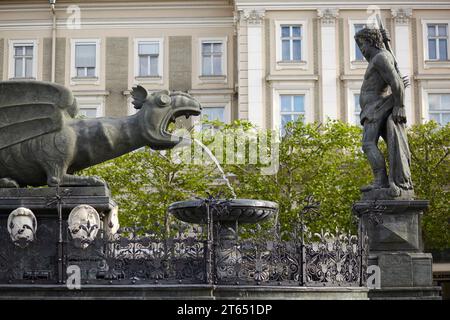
[56,185,64,284]
[205,200,214,284]
[299,208,305,286]
[355,208,368,287]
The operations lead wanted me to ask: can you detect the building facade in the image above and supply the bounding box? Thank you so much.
[0,0,449,132]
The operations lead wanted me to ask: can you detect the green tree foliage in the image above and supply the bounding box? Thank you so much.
[224,119,371,235]
[408,122,450,250]
[81,120,449,250]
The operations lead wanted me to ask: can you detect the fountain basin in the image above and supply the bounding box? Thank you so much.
[168,199,278,225]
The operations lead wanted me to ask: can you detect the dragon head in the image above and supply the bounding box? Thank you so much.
[131,85,202,150]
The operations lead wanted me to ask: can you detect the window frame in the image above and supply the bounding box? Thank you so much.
[8,39,38,80]
[348,20,369,69]
[70,38,101,84]
[422,20,450,68]
[197,105,228,131]
[422,90,450,125]
[353,23,366,62]
[347,88,362,126]
[192,102,231,131]
[279,94,306,134]
[74,95,105,118]
[198,37,227,81]
[280,24,302,61]
[134,38,164,83]
[74,43,97,78]
[425,23,449,61]
[275,20,308,70]
[272,88,312,134]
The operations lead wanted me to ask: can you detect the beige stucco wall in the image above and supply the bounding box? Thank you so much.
[0,0,235,121]
[0,0,449,126]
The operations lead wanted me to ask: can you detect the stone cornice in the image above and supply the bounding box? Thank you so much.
[72,90,110,96]
[0,1,232,12]
[413,73,450,80]
[266,74,319,81]
[0,17,234,30]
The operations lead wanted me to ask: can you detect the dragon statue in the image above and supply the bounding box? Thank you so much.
[0,81,201,188]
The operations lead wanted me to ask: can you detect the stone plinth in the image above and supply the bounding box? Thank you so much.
[369,252,433,287]
[0,186,117,241]
[0,186,117,285]
[353,200,441,300]
[353,200,427,252]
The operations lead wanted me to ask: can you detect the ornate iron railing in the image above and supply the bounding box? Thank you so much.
[0,198,368,287]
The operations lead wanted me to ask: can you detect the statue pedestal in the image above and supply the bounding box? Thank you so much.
[0,186,117,284]
[353,200,441,300]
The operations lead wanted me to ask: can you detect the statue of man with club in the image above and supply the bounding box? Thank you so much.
[354,17,414,199]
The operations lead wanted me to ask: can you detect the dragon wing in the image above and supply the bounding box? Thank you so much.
[0,81,78,150]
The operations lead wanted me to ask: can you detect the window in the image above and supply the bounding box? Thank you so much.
[427,24,448,61]
[78,107,98,118]
[202,107,225,122]
[281,25,302,61]
[194,106,226,131]
[349,21,368,68]
[75,43,96,77]
[353,94,362,126]
[71,39,100,82]
[280,95,305,135]
[354,24,365,61]
[8,40,37,79]
[428,93,450,125]
[275,21,307,70]
[201,41,223,76]
[134,38,163,82]
[13,45,34,78]
[138,41,160,77]
[75,96,104,118]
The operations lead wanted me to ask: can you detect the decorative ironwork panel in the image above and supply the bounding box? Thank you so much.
[0,220,58,284]
[304,230,362,286]
[215,239,301,285]
[64,226,207,284]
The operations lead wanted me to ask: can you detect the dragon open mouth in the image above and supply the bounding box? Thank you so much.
[162,107,202,136]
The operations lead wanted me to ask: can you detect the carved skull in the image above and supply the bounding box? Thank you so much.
[68,204,100,249]
[7,207,37,247]
[104,205,120,239]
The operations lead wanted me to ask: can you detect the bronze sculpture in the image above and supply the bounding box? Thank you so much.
[0,81,201,188]
[355,27,414,200]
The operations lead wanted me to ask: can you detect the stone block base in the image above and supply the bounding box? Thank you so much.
[369,252,433,287]
[368,286,441,300]
[353,200,428,252]
[353,199,441,300]
[0,186,118,284]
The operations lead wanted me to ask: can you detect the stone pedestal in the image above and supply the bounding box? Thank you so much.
[353,200,441,300]
[0,186,117,284]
